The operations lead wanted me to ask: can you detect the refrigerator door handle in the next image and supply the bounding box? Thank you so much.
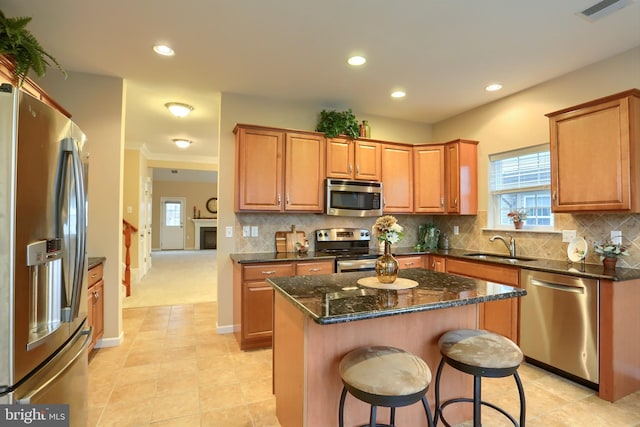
[16,326,91,404]
[69,137,87,320]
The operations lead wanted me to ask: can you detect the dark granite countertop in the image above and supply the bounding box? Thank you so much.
[88,257,106,269]
[267,268,526,325]
[231,248,640,282]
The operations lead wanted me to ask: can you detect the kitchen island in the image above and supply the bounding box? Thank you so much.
[268,268,526,427]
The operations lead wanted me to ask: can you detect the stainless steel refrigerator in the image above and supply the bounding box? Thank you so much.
[0,84,90,426]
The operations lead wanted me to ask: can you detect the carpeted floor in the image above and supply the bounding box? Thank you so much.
[123,250,217,308]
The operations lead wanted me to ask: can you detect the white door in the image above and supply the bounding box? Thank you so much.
[139,177,153,277]
[160,197,185,250]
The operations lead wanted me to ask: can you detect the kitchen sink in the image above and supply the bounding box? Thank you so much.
[463,252,537,263]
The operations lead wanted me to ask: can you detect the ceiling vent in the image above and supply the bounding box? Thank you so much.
[577,0,633,22]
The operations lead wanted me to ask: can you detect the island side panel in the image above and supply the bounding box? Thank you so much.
[273,292,306,427]
[599,278,640,402]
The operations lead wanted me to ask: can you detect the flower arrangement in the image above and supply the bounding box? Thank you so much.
[507,208,528,223]
[593,239,630,259]
[372,215,404,245]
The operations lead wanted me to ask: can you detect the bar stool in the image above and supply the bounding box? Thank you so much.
[434,329,526,427]
[338,345,435,427]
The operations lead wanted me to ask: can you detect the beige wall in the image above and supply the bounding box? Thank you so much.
[38,71,126,344]
[216,93,434,331]
[151,180,218,249]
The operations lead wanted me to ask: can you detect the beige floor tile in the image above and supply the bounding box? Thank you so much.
[98,400,153,426]
[200,405,254,427]
[248,397,282,427]
[150,414,201,426]
[240,377,274,404]
[108,379,158,406]
[200,383,246,410]
[150,388,200,423]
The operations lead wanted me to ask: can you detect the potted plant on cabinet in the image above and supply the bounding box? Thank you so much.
[315,109,360,138]
[507,208,528,229]
[0,11,66,85]
[593,239,630,271]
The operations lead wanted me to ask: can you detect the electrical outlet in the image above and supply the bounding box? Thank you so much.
[251,226,259,237]
[453,225,459,235]
[242,226,250,237]
[225,226,233,238]
[611,230,622,244]
[562,230,577,243]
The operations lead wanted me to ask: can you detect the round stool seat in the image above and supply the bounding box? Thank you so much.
[439,329,523,372]
[340,346,432,397]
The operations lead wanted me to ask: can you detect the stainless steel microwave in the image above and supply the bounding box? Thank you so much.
[325,179,383,217]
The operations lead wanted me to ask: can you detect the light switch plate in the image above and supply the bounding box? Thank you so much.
[562,230,577,242]
[225,226,233,238]
[242,226,250,237]
[251,226,259,237]
[453,225,459,235]
[611,230,622,244]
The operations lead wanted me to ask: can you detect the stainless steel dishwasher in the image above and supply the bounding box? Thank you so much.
[520,270,599,388]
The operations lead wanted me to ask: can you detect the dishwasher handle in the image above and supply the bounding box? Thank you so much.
[529,278,584,294]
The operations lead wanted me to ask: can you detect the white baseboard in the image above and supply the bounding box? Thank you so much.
[216,323,236,335]
[95,331,124,348]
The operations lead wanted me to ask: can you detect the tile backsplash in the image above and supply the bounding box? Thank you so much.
[234,211,640,269]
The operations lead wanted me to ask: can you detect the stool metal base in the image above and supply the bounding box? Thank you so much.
[434,357,526,427]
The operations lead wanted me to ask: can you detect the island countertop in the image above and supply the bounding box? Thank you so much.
[267,268,526,325]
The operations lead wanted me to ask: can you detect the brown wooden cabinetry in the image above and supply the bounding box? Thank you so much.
[395,255,425,269]
[427,255,446,272]
[326,137,381,181]
[414,144,445,213]
[87,262,104,352]
[235,124,325,212]
[547,89,640,212]
[445,258,519,343]
[234,259,334,350]
[381,144,413,212]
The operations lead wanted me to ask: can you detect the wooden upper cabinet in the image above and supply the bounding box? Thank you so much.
[381,144,413,213]
[326,137,381,181]
[285,132,325,211]
[547,89,640,212]
[414,144,445,213]
[235,124,325,212]
[444,139,478,215]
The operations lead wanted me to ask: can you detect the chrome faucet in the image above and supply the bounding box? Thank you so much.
[490,234,517,258]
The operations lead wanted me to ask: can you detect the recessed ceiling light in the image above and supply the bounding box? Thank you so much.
[173,139,192,149]
[165,102,194,117]
[485,83,503,92]
[153,44,175,56]
[391,91,406,98]
[347,56,366,66]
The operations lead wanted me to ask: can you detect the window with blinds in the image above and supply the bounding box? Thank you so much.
[489,144,554,229]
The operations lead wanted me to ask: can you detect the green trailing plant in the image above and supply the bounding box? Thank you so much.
[315,109,360,138]
[0,11,66,85]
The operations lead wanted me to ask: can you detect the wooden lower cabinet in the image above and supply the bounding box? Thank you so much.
[395,255,425,269]
[445,258,520,343]
[234,259,334,350]
[87,262,104,352]
[427,255,446,272]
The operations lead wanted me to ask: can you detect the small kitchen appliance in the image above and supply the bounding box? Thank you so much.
[325,179,383,217]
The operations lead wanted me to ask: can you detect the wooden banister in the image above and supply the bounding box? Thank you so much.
[122,219,138,297]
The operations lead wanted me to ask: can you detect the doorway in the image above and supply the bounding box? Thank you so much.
[160,197,186,250]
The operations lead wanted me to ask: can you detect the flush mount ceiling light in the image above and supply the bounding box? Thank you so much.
[485,83,503,92]
[347,55,366,66]
[173,139,192,149]
[391,90,406,98]
[153,44,175,56]
[165,102,194,117]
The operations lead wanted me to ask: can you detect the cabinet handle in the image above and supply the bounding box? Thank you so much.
[383,197,386,207]
[349,164,353,174]
[404,262,414,266]
[91,273,98,278]
[309,268,321,272]
[286,194,290,205]
[277,194,281,206]
[552,191,557,201]
[454,197,458,207]
[261,270,276,275]
[356,164,360,175]
[432,262,435,269]
[440,197,444,207]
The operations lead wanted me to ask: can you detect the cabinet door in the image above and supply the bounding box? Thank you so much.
[93,281,105,344]
[326,137,354,179]
[296,260,334,275]
[414,145,445,213]
[396,255,424,269]
[381,144,413,212]
[285,132,325,211]
[427,255,446,272]
[354,140,381,180]
[242,282,274,343]
[445,140,478,214]
[87,292,95,351]
[548,93,639,212]
[235,127,284,211]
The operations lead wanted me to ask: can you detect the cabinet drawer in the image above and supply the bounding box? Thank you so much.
[296,261,334,275]
[446,258,519,286]
[242,263,295,281]
[396,255,424,269]
[88,263,104,287]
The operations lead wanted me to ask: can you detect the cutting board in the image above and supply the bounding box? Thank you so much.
[276,225,306,253]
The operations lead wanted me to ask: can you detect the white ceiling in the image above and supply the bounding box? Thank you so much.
[1,0,639,180]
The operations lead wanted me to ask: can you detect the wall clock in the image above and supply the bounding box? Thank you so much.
[206,197,218,214]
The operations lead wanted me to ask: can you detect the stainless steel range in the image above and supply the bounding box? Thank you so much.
[315,228,380,272]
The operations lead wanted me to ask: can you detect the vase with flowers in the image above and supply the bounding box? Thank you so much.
[593,239,630,271]
[507,208,528,229]
[372,215,404,283]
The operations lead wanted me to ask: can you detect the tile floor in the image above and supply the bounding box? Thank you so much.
[88,301,640,426]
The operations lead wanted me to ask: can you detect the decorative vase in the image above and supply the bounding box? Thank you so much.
[603,257,618,271]
[513,221,523,230]
[376,242,398,283]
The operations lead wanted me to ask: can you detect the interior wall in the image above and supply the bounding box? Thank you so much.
[38,71,126,344]
[216,93,434,331]
[151,180,218,250]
